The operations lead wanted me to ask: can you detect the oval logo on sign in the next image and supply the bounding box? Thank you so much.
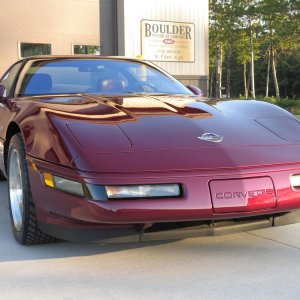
[163,39,175,44]
[198,133,223,143]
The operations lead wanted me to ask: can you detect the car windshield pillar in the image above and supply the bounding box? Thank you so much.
[0,85,5,101]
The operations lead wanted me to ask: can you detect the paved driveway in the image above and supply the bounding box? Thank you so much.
[1,180,300,299]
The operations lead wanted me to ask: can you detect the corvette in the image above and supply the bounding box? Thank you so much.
[1,55,300,245]
[215,189,275,200]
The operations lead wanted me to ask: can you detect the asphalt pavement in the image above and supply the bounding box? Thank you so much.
[1,180,300,300]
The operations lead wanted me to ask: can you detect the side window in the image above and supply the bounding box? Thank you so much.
[0,62,23,97]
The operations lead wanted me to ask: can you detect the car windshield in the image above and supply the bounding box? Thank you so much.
[16,59,193,96]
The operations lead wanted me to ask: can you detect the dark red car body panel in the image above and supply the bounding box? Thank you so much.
[1,56,300,242]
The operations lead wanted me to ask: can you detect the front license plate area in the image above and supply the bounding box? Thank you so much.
[209,177,276,213]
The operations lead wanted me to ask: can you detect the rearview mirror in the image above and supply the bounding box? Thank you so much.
[186,85,204,96]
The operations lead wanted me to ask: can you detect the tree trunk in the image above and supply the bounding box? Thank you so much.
[210,70,214,98]
[215,39,222,98]
[244,61,248,98]
[265,49,270,98]
[219,43,223,97]
[247,65,251,95]
[249,25,256,98]
[271,49,280,99]
[226,50,231,98]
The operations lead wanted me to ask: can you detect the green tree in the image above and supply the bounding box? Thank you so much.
[210,0,226,98]
[260,0,299,98]
[231,0,263,98]
[209,0,300,99]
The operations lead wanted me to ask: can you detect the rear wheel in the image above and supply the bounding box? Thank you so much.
[8,133,58,245]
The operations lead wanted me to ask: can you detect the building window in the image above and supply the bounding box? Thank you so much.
[20,43,51,57]
[73,45,101,55]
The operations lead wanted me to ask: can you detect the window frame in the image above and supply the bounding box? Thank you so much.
[72,44,101,55]
[18,42,52,59]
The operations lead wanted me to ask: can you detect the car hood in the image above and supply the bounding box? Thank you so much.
[19,94,300,172]
[61,94,300,149]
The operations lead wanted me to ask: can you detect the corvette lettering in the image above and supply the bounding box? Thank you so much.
[216,189,274,199]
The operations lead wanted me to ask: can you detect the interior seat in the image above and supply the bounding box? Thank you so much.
[24,73,52,95]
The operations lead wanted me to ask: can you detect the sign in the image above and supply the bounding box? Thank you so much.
[141,20,195,62]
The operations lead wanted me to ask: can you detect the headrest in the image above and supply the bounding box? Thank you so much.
[99,78,125,93]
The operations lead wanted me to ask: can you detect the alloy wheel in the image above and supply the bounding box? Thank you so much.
[9,147,24,232]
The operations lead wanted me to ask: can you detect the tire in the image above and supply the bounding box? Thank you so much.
[0,170,6,181]
[7,133,58,245]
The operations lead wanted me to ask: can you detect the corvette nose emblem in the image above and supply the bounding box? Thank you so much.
[198,133,223,143]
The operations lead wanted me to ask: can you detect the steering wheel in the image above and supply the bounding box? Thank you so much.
[128,83,158,93]
[140,83,157,92]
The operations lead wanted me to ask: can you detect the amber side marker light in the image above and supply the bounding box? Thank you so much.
[43,172,55,188]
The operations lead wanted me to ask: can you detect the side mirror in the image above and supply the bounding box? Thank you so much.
[186,85,204,96]
[0,85,5,101]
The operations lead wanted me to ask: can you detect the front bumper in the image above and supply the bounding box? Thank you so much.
[27,157,300,242]
[38,211,300,243]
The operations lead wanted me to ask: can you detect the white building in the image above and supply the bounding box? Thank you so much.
[0,0,209,93]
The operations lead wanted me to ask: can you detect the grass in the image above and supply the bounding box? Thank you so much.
[261,98,300,115]
[231,96,300,115]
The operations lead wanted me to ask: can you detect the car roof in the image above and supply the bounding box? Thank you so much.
[23,55,143,62]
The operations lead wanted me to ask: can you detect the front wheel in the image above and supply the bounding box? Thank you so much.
[8,133,57,245]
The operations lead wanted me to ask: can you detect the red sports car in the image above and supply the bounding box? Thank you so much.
[1,56,300,245]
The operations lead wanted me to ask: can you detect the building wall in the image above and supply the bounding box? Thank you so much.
[117,0,209,77]
[0,0,100,74]
[1,0,209,94]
